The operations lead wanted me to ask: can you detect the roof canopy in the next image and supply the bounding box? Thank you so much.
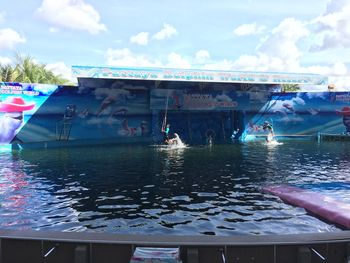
[72,65,328,85]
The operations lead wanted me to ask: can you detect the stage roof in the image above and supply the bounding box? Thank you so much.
[72,65,328,85]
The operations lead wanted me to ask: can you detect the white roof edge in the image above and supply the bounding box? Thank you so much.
[72,65,328,85]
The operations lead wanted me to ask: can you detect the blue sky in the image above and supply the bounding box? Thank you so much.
[0,0,349,88]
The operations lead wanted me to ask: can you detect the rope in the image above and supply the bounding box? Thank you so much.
[161,91,169,131]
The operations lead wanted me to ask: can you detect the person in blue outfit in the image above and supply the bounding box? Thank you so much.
[162,123,170,144]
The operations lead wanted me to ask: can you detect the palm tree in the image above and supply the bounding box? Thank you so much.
[14,54,70,84]
[0,53,70,85]
[0,64,17,82]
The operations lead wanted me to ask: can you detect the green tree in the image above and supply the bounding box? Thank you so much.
[281,84,300,92]
[0,54,70,85]
[0,64,17,82]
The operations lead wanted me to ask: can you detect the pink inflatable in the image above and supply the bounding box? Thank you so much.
[263,185,350,229]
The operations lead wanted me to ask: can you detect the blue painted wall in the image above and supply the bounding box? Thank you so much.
[1,79,349,145]
[244,92,350,140]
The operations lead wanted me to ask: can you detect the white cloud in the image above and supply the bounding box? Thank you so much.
[103,1,350,90]
[233,23,266,36]
[311,0,350,50]
[199,53,287,72]
[106,48,163,67]
[206,55,350,90]
[37,0,106,34]
[105,48,192,69]
[153,23,178,40]
[49,27,59,33]
[166,52,191,68]
[0,56,12,65]
[324,62,349,90]
[257,18,310,63]
[195,50,210,62]
[203,2,350,83]
[325,0,349,13]
[329,76,350,90]
[45,61,75,82]
[0,28,26,50]
[201,59,234,71]
[201,18,310,74]
[195,18,312,74]
[228,53,348,79]
[130,32,149,45]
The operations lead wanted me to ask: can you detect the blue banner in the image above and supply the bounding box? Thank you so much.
[0,83,58,144]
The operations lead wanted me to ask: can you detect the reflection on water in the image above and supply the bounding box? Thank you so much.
[1,141,350,235]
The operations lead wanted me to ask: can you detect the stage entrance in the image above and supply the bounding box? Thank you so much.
[162,110,244,144]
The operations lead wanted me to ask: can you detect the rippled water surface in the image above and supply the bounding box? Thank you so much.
[1,140,350,236]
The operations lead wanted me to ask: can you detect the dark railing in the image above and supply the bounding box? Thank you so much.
[1,229,350,263]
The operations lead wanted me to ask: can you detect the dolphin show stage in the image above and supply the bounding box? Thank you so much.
[2,66,350,262]
[0,66,343,148]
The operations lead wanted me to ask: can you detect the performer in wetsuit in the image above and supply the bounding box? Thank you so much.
[162,124,170,144]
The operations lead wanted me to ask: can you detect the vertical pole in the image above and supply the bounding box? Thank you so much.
[187,248,199,263]
[221,112,226,141]
[346,243,350,263]
[151,110,161,143]
[297,246,311,263]
[0,238,2,263]
[187,113,192,142]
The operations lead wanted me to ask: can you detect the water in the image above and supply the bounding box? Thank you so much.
[0,140,350,236]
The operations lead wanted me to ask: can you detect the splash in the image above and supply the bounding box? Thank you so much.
[0,144,12,152]
[266,139,283,146]
[166,133,187,149]
[155,133,187,151]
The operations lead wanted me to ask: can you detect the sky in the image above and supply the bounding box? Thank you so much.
[0,0,349,89]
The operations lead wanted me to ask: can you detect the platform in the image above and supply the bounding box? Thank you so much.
[317,133,350,141]
[1,229,350,263]
[264,185,350,229]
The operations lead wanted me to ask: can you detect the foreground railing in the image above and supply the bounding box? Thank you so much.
[1,229,350,263]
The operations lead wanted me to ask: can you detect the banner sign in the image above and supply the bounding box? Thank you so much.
[73,66,328,85]
[150,89,250,111]
[0,83,58,144]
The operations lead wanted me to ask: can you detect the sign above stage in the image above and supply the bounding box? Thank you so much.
[72,66,328,85]
[150,89,250,111]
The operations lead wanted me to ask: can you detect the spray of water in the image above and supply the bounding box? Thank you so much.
[169,133,186,149]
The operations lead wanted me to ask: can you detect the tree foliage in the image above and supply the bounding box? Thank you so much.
[0,64,16,82]
[0,54,70,85]
[281,84,300,92]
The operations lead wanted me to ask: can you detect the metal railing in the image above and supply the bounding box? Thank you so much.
[1,229,350,263]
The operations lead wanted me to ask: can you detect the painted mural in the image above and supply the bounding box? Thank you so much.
[0,83,58,144]
[3,78,350,146]
[150,89,251,111]
[243,92,350,141]
[16,79,152,143]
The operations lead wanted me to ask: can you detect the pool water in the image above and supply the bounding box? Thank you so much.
[0,140,349,236]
